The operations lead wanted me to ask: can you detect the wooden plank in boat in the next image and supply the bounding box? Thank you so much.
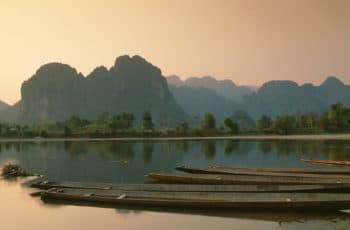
[145,173,350,185]
[175,166,350,179]
[198,166,350,174]
[30,180,350,193]
[302,159,350,166]
[209,166,350,174]
[41,187,350,209]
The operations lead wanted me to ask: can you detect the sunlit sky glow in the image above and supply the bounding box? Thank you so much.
[0,0,349,104]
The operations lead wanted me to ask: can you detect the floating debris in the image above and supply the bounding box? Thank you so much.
[1,162,30,178]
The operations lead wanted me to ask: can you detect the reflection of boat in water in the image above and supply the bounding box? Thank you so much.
[41,187,350,210]
[41,197,350,223]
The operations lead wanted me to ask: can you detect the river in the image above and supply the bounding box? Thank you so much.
[1,139,350,230]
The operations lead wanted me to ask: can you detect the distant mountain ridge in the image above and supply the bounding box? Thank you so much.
[167,75,253,102]
[241,76,350,119]
[168,85,239,124]
[1,55,349,126]
[4,55,188,125]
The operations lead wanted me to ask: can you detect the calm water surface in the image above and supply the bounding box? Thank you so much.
[1,139,350,230]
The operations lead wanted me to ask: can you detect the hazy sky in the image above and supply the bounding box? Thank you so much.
[1,0,349,104]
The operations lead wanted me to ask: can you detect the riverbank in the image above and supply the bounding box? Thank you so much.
[1,133,350,142]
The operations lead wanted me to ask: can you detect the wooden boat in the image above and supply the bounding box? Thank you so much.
[145,173,350,185]
[30,180,350,193]
[41,187,350,209]
[302,159,350,166]
[175,166,350,179]
[178,166,350,174]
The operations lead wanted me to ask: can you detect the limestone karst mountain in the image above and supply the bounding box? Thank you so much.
[14,55,188,125]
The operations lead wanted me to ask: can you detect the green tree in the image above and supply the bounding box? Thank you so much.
[96,112,110,125]
[109,113,134,131]
[142,112,154,130]
[224,118,239,133]
[109,115,122,131]
[202,113,216,130]
[272,115,295,134]
[305,113,319,129]
[177,122,189,133]
[65,116,90,130]
[257,115,272,130]
[327,103,350,131]
[320,113,330,130]
[64,126,72,137]
[121,112,135,129]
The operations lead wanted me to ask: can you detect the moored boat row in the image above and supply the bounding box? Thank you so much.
[40,187,350,210]
[30,180,350,193]
[30,164,350,210]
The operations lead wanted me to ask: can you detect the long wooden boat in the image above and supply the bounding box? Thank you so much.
[30,180,350,193]
[179,166,350,174]
[302,159,350,166]
[145,173,350,185]
[41,187,350,209]
[175,166,350,179]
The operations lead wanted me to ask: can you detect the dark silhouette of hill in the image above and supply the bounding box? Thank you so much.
[241,76,350,119]
[167,75,252,102]
[5,55,187,125]
[1,55,349,126]
[169,85,239,123]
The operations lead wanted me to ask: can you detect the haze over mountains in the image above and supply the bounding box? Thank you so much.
[0,54,349,126]
[167,75,253,102]
[167,74,350,121]
[241,77,350,119]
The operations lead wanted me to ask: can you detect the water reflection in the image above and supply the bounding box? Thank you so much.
[225,140,239,155]
[202,141,216,160]
[142,141,154,163]
[40,196,350,224]
[2,140,350,184]
[2,140,350,229]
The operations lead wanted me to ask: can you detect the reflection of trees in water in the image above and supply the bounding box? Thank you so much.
[0,142,36,154]
[109,142,135,162]
[175,141,190,153]
[256,140,322,157]
[274,140,293,156]
[257,141,273,154]
[224,141,239,155]
[225,140,254,156]
[202,141,216,160]
[255,140,350,160]
[142,142,154,163]
[65,142,89,157]
[65,141,135,162]
[322,140,350,160]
